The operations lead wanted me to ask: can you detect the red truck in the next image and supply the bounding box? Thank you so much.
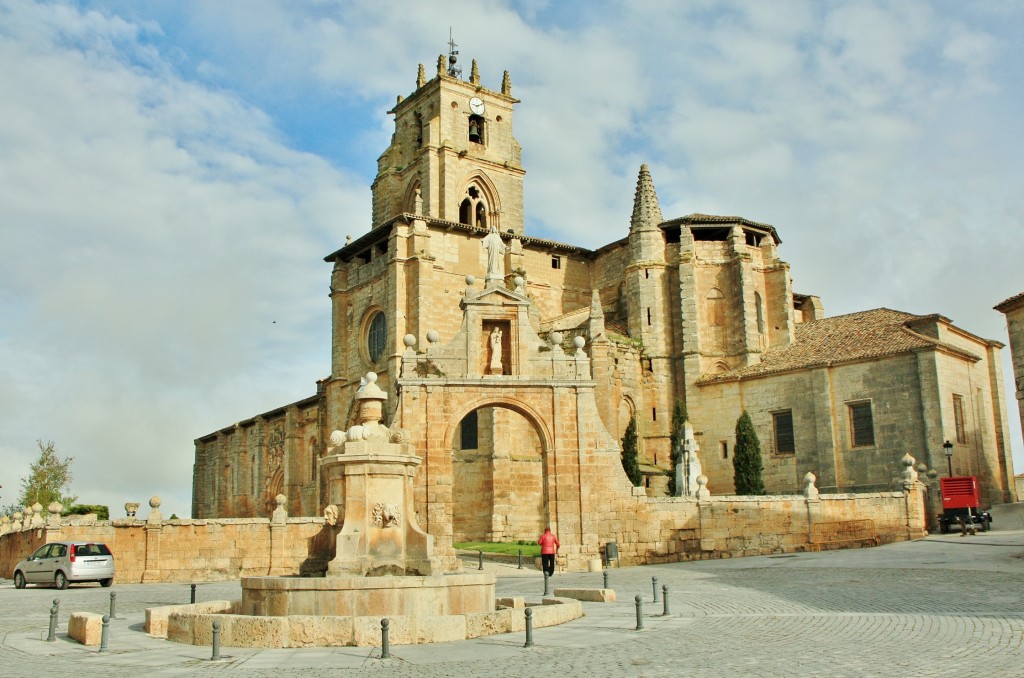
[938,476,992,533]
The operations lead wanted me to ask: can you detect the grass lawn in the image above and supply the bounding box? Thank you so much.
[454,541,541,557]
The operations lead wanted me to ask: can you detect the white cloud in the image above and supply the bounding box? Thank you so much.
[0,0,363,517]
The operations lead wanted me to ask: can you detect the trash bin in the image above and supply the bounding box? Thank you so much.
[604,542,619,567]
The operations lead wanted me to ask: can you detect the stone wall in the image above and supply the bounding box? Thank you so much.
[600,484,925,567]
[0,514,327,584]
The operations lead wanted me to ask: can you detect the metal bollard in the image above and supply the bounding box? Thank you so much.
[381,618,390,659]
[518,548,523,570]
[99,614,110,652]
[524,607,534,647]
[662,585,670,616]
[543,573,550,596]
[635,595,644,630]
[603,570,609,589]
[652,576,659,602]
[191,583,197,604]
[478,550,484,570]
[211,620,221,660]
[109,591,117,620]
[46,601,58,642]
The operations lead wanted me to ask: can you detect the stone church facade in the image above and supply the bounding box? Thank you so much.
[193,57,1016,536]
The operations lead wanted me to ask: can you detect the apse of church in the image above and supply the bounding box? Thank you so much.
[194,52,1015,522]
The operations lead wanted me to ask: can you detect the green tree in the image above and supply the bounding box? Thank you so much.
[63,504,109,520]
[620,415,642,487]
[733,412,765,495]
[667,401,688,495]
[19,440,77,510]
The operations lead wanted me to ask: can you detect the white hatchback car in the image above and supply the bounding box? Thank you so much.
[13,541,115,589]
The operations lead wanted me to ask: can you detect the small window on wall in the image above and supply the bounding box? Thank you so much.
[772,410,795,454]
[366,311,387,363]
[551,255,561,269]
[721,441,729,459]
[848,401,875,447]
[460,410,478,450]
[953,394,967,443]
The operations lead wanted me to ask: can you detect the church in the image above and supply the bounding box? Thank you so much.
[193,54,1016,542]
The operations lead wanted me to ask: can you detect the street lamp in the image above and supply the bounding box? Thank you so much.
[943,440,954,477]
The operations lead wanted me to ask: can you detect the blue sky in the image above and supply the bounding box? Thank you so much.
[1,0,1022,519]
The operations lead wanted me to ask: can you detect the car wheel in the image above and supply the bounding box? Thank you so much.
[55,571,69,590]
[14,571,26,589]
[100,578,113,588]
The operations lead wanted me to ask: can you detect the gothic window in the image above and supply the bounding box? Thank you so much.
[703,288,727,352]
[468,114,485,144]
[848,401,875,447]
[460,410,479,450]
[772,410,795,454]
[706,288,725,326]
[366,311,387,364]
[755,291,765,335]
[459,184,488,229]
[953,394,967,443]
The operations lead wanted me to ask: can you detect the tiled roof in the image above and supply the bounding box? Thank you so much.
[605,320,630,338]
[699,308,980,384]
[995,292,1024,312]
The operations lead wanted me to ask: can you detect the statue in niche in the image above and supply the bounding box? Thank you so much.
[489,327,503,374]
[482,223,505,283]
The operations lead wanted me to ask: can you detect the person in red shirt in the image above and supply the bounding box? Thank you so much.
[538,527,560,576]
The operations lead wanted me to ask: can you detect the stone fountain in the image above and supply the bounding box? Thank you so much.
[240,372,493,620]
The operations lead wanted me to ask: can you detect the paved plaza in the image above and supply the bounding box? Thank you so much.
[2,532,1023,677]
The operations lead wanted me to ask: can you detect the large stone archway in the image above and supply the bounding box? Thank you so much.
[450,401,548,543]
[396,380,630,570]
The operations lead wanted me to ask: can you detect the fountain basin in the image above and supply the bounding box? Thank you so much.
[240,573,496,617]
[152,595,584,647]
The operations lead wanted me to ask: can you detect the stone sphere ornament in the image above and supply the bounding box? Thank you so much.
[573,336,586,349]
[403,334,417,348]
[551,332,563,345]
[465,275,475,286]
[150,496,161,509]
[426,330,440,343]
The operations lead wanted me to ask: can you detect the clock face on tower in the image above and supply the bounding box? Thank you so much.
[469,97,485,115]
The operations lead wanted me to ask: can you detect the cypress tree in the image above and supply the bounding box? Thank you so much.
[733,411,765,495]
[667,401,688,495]
[620,415,642,487]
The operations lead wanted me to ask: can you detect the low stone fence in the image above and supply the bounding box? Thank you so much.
[586,470,927,569]
[0,497,328,584]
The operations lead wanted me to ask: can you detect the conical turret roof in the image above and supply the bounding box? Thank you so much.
[630,164,663,232]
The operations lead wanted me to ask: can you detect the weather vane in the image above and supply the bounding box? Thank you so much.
[447,28,462,78]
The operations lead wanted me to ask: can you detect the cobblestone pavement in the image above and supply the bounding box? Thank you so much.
[2,532,1023,677]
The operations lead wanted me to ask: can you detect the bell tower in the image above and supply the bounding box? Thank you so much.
[371,44,525,234]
